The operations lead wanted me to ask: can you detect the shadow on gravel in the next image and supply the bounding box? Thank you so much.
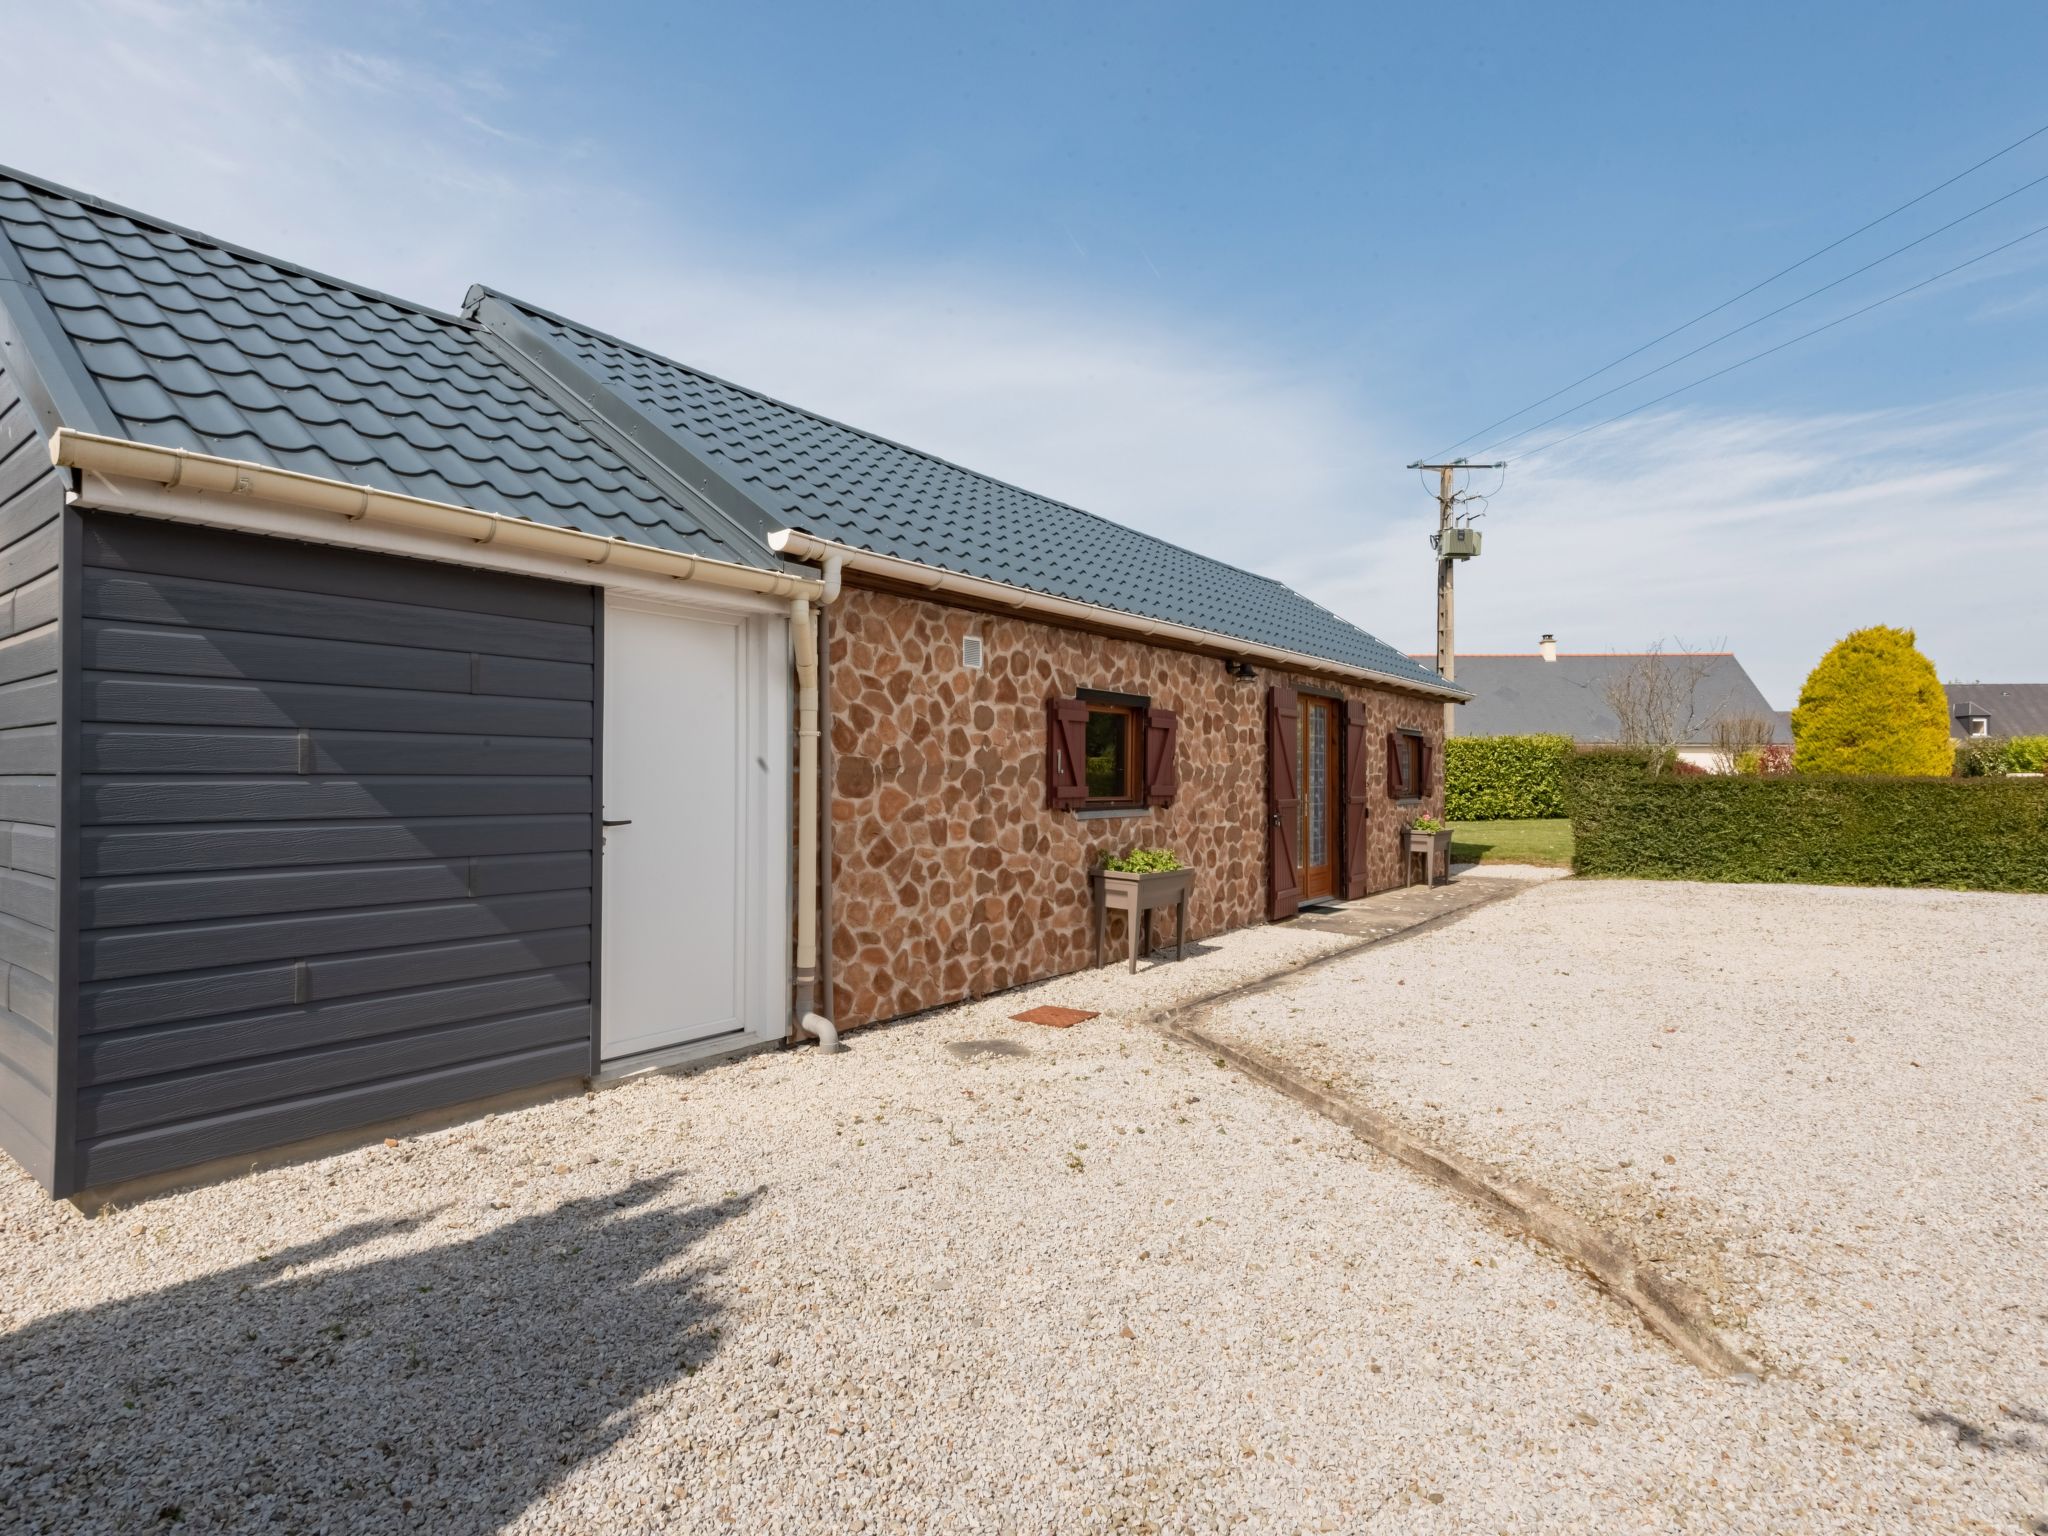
[1913,1404,2048,1463]
[1,1175,755,1534]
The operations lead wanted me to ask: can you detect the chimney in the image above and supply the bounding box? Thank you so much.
[1539,633,1557,663]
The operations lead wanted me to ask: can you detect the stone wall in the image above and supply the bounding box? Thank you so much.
[825,586,1445,1028]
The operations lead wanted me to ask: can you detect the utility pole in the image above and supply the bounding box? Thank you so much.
[1406,459,1502,737]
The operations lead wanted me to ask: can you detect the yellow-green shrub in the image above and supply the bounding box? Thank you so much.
[1790,626,1951,776]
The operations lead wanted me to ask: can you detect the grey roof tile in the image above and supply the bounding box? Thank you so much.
[0,170,775,569]
[476,289,1452,691]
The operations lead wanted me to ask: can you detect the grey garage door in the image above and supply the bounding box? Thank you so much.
[73,516,596,1188]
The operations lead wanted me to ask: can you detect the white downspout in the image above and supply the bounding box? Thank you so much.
[791,555,844,1050]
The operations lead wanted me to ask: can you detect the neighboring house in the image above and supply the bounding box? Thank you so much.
[1943,683,2048,740]
[0,167,1458,1198]
[1420,636,1786,768]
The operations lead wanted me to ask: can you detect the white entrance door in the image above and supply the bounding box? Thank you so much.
[600,595,783,1064]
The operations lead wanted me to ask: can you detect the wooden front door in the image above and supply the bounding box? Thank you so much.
[1297,696,1341,900]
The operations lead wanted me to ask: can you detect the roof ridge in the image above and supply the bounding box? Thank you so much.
[0,162,473,327]
[468,284,1326,598]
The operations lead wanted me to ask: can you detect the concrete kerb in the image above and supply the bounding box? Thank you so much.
[1141,878,1765,1383]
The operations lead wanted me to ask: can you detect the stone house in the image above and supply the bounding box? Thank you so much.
[0,164,1456,1197]
[456,291,1465,1029]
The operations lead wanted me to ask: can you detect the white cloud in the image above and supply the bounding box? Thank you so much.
[1294,401,2048,704]
[1,0,2037,706]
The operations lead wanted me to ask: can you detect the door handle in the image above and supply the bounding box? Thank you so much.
[602,818,633,827]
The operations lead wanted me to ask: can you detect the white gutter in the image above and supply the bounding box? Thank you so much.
[790,555,845,1051]
[51,430,821,602]
[768,528,1468,701]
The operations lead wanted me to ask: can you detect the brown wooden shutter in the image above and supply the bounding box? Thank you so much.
[1143,708,1180,807]
[1341,700,1370,899]
[1418,739,1433,800]
[1046,698,1089,807]
[1385,730,1401,797]
[1266,685,1301,920]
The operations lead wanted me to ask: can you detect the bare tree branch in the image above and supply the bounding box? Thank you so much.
[1602,641,1725,766]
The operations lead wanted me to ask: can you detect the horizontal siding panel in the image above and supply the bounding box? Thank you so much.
[83,889,592,981]
[80,966,591,1083]
[0,910,55,981]
[80,926,592,1032]
[10,569,58,636]
[82,620,593,701]
[9,823,54,876]
[84,813,594,876]
[0,775,56,824]
[83,851,592,928]
[0,518,60,594]
[0,440,58,525]
[0,673,58,730]
[82,517,595,626]
[84,673,591,737]
[0,1003,54,1092]
[83,568,594,662]
[69,515,598,1190]
[0,724,57,775]
[83,774,591,826]
[0,1053,55,1186]
[0,621,57,686]
[80,723,592,777]
[75,1040,589,1187]
[0,867,55,927]
[78,1004,591,1137]
[7,961,54,1030]
[308,926,592,1002]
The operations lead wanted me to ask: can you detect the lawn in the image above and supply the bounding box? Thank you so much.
[1449,817,1574,867]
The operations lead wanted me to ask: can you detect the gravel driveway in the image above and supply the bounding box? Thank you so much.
[2,880,2043,1534]
[1207,877,2048,1534]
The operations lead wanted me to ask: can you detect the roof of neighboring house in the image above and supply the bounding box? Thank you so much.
[467,286,1456,694]
[1944,683,2048,736]
[0,168,776,568]
[1421,652,1787,744]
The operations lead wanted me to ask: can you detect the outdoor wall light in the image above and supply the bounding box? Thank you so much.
[1225,659,1257,680]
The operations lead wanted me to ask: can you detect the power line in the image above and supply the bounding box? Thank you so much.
[1507,216,2048,463]
[1473,164,2048,458]
[1420,117,2048,460]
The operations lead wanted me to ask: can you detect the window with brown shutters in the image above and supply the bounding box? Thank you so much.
[1048,690,1177,812]
[1045,698,1089,807]
[1143,709,1179,807]
[1387,728,1425,801]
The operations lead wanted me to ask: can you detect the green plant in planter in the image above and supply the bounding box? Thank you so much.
[1409,816,1447,834]
[1100,847,1187,873]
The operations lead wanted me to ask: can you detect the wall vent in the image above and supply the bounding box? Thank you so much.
[962,635,984,669]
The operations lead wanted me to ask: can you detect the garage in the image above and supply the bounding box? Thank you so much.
[0,166,820,1198]
[71,517,601,1188]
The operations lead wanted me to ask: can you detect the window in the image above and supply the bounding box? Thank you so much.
[1046,690,1179,811]
[1084,705,1138,803]
[1387,728,1426,801]
[1967,716,1989,739]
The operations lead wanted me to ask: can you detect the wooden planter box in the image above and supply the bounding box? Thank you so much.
[1089,867,1194,973]
[1406,828,1453,887]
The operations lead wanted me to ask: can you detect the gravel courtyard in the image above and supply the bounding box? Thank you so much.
[2,880,2044,1534]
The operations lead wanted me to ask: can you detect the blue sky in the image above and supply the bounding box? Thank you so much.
[3,0,2045,701]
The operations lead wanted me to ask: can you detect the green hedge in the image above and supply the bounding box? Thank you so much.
[1443,734,1573,820]
[1956,734,2048,777]
[1565,751,2048,892]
